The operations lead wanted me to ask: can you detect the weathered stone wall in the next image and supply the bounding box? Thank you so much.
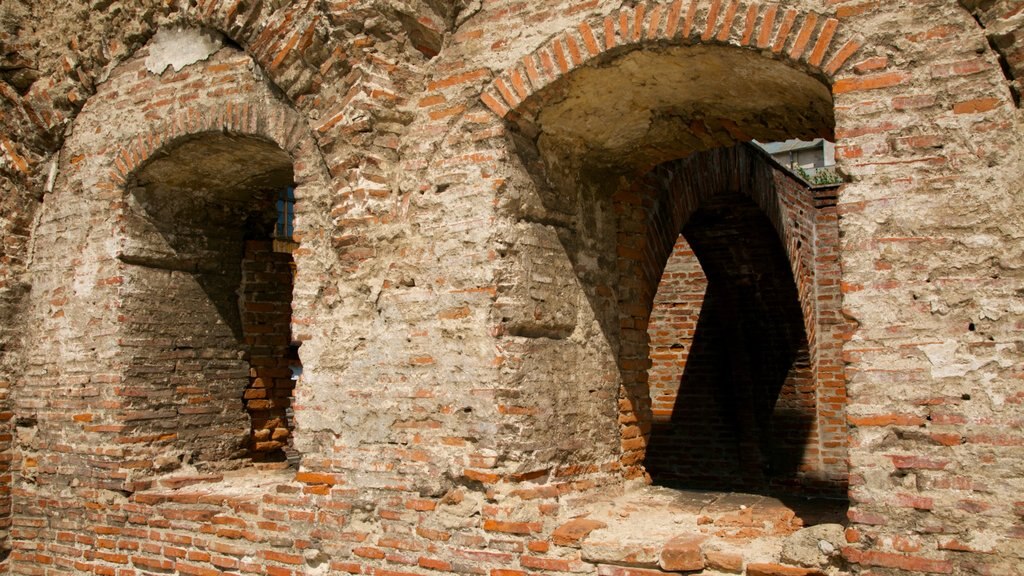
[0,0,1021,575]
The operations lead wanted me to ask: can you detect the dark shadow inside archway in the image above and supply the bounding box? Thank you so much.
[644,193,815,493]
[121,133,301,469]
[494,35,851,573]
[500,43,848,501]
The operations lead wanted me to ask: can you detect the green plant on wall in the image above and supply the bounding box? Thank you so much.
[795,166,844,186]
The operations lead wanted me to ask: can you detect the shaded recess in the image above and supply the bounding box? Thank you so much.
[645,195,815,492]
[121,133,300,468]
[523,45,834,170]
[960,0,1024,105]
[616,146,845,496]
[503,43,846,496]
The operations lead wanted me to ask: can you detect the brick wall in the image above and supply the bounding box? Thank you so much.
[10,41,338,569]
[114,129,297,470]
[647,235,705,425]
[240,240,298,459]
[0,173,26,570]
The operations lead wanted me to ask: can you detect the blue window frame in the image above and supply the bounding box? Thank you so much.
[275,186,295,240]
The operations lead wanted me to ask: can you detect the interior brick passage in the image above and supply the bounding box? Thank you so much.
[240,239,298,461]
[645,195,816,492]
[122,133,298,470]
[647,236,705,423]
[616,145,847,495]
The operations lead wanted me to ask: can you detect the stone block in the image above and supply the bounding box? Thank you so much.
[704,549,744,573]
[658,534,706,572]
[552,518,608,547]
[745,563,826,576]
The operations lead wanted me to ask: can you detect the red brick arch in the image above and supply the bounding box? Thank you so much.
[480,0,862,118]
[101,98,330,465]
[477,1,857,489]
[31,35,334,478]
[104,101,324,193]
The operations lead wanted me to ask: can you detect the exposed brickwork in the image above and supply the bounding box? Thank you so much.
[616,146,846,493]
[481,2,857,121]
[0,1,1021,575]
[0,172,25,568]
[10,40,333,564]
[240,241,299,458]
[647,235,705,424]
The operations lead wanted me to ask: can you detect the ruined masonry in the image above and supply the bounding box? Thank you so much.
[0,0,1022,575]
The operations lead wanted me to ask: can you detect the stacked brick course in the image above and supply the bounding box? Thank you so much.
[647,235,705,426]
[0,1,1021,575]
[241,240,298,459]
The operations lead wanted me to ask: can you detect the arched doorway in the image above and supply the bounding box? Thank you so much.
[121,132,301,467]
[488,40,849,494]
[635,147,844,495]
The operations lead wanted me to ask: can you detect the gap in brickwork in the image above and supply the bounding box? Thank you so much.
[123,133,299,472]
[619,147,847,500]
[960,0,1023,106]
[606,144,848,505]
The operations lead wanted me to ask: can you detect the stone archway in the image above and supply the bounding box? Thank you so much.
[482,0,856,491]
[619,145,847,494]
[19,39,330,494]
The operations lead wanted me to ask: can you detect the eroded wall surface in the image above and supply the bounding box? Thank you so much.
[0,0,1022,575]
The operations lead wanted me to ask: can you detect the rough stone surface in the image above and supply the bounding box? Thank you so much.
[746,563,827,576]
[706,549,746,574]
[143,27,224,74]
[552,518,608,547]
[780,523,846,569]
[0,1,1022,576]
